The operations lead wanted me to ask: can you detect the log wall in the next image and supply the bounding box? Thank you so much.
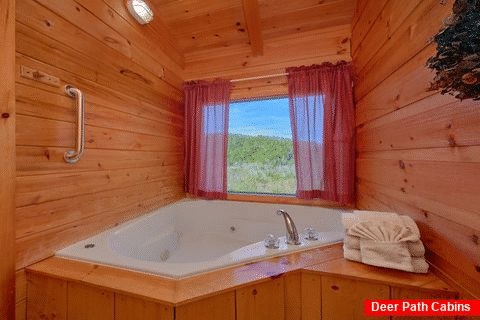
[352,0,480,298]
[14,1,186,318]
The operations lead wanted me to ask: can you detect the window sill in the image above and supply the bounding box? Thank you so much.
[226,193,352,209]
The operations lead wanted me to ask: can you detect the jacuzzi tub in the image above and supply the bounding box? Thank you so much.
[57,199,346,278]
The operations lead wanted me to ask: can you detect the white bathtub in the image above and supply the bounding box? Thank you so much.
[57,200,346,278]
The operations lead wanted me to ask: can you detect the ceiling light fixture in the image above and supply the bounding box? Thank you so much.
[126,0,154,25]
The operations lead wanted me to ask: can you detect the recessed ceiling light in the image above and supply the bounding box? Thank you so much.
[127,0,154,25]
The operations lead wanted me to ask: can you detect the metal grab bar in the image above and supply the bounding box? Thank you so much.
[64,85,85,164]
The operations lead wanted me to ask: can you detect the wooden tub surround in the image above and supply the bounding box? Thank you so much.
[26,243,458,320]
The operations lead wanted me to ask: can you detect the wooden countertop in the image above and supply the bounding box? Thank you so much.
[305,257,455,293]
[26,243,456,306]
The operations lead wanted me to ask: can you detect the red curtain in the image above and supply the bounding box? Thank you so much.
[287,62,355,205]
[184,79,231,199]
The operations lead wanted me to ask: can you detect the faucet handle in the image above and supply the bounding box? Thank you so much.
[264,234,280,249]
[304,227,319,241]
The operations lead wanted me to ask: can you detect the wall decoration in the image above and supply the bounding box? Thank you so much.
[427,0,480,100]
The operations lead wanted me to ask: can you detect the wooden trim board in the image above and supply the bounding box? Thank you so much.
[185,193,353,209]
[0,0,16,318]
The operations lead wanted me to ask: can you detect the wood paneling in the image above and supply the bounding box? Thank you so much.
[237,277,285,320]
[354,0,452,100]
[16,299,26,320]
[26,249,457,319]
[230,75,288,100]
[353,0,480,298]
[67,283,114,320]
[355,46,437,125]
[391,287,456,320]
[176,0,353,100]
[15,0,185,272]
[350,0,388,54]
[184,24,351,86]
[305,258,455,292]
[16,270,27,320]
[152,0,354,55]
[300,272,322,320]
[115,294,174,320]
[27,274,67,320]
[16,270,26,304]
[284,272,302,320]
[322,276,390,320]
[16,1,182,104]
[176,292,235,320]
[184,24,351,101]
[0,0,16,318]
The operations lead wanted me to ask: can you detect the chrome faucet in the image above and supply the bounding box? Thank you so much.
[276,210,301,245]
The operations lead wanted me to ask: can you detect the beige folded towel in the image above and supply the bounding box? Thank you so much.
[360,240,414,272]
[342,211,400,230]
[342,212,428,273]
[344,234,361,248]
[343,244,429,273]
[348,220,419,243]
[344,235,425,257]
[343,212,420,237]
[400,215,420,237]
[408,240,425,257]
[343,245,362,262]
[411,257,429,273]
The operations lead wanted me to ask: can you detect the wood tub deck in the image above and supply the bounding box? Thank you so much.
[26,243,458,320]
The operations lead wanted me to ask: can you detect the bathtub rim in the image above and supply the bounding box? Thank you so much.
[56,198,347,279]
[29,242,347,306]
[57,237,344,280]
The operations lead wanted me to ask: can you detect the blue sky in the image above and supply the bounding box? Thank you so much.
[229,98,292,139]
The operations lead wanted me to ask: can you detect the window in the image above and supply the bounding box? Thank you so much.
[227,97,296,195]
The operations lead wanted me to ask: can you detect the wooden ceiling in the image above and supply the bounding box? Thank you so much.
[150,0,356,55]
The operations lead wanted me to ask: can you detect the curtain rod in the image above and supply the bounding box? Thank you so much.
[230,72,288,83]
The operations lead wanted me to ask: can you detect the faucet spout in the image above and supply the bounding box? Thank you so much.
[276,210,301,245]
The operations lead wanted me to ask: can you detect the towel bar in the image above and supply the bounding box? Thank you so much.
[64,85,85,164]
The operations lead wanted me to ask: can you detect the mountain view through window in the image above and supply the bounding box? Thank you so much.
[227,97,296,195]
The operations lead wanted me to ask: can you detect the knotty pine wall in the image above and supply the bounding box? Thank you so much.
[14,0,186,317]
[1,0,16,318]
[183,24,352,100]
[352,0,480,297]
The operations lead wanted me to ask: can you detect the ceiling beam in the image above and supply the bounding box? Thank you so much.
[242,0,264,56]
